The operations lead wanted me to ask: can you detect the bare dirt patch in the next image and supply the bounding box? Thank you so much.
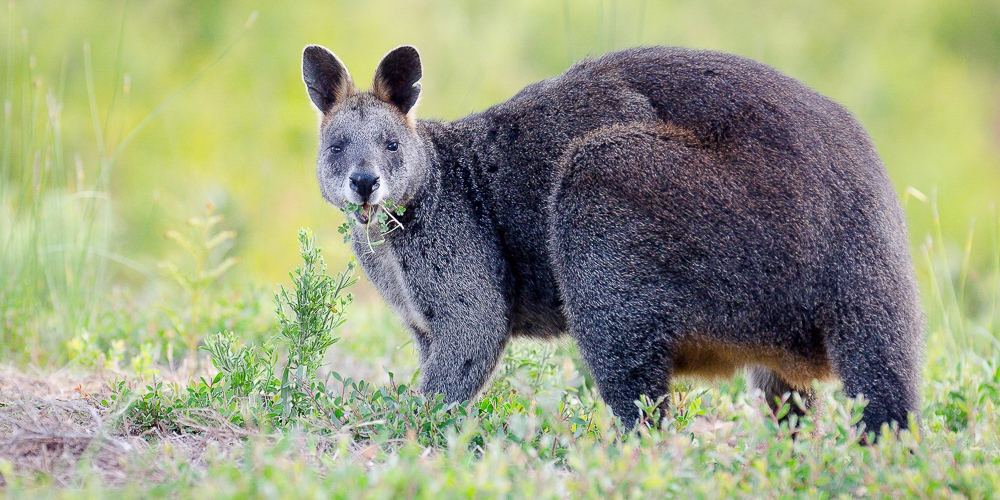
[0,371,257,488]
[0,370,378,490]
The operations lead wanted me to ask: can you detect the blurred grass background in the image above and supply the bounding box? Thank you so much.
[2,0,999,366]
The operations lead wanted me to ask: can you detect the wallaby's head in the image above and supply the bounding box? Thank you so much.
[302,45,425,225]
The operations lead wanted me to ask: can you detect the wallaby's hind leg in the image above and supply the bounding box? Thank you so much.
[547,125,690,428]
[548,179,674,426]
[827,328,922,438]
[564,292,675,427]
[748,366,814,425]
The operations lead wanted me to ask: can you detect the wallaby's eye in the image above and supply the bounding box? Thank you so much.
[386,141,399,152]
[329,145,343,154]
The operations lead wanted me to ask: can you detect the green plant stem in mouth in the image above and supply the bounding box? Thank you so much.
[338,200,405,250]
[357,203,376,224]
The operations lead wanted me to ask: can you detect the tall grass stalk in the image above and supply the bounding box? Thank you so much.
[906,187,1000,365]
[989,203,999,340]
[0,16,114,361]
[0,6,257,364]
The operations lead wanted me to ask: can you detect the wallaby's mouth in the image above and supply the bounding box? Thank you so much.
[356,202,376,224]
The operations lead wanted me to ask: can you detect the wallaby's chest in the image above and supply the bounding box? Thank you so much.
[354,238,431,334]
[352,164,570,339]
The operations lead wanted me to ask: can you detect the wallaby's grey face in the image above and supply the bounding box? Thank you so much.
[302,45,423,224]
[315,97,422,223]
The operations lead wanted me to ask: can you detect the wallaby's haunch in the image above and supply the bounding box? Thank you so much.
[301,45,923,438]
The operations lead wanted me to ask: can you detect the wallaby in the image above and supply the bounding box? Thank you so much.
[301,45,923,438]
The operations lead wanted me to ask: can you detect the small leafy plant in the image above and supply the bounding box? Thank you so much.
[110,228,358,431]
[270,227,358,421]
[337,200,406,251]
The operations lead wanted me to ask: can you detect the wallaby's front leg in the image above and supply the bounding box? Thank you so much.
[402,214,513,404]
[416,323,509,404]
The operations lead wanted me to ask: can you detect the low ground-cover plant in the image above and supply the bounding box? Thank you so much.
[102,229,608,457]
[3,211,1000,497]
[5,359,998,498]
[105,228,352,431]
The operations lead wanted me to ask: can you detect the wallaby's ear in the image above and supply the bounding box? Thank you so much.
[302,45,354,114]
[372,45,422,116]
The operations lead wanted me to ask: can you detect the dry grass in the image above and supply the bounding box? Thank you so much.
[0,370,413,491]
[0,371,265,488]
[0,371,135,487]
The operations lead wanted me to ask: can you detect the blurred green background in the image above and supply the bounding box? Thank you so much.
[2,0,999,355]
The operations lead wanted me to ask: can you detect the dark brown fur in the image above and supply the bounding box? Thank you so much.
[302,45,924,438]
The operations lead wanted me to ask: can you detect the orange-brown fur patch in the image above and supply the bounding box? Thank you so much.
[673,336,835,389]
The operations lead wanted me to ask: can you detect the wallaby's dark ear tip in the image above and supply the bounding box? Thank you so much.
[301,45,334,77]
[302,45,325,69]
[302,44,324,56]
[373,45,423,115]
[391,45,421,64]
[391,45,422,81]
[301,45,354,114]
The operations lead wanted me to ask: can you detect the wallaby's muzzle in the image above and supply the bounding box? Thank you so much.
[347,171,380,224]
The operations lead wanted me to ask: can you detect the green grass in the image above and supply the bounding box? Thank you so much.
[1,216,999,499]
[2,2,1000,498]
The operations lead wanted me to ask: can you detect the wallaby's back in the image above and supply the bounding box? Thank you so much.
[437,46,912,339]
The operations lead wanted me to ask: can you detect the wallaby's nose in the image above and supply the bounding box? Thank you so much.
[349,172,379,200]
